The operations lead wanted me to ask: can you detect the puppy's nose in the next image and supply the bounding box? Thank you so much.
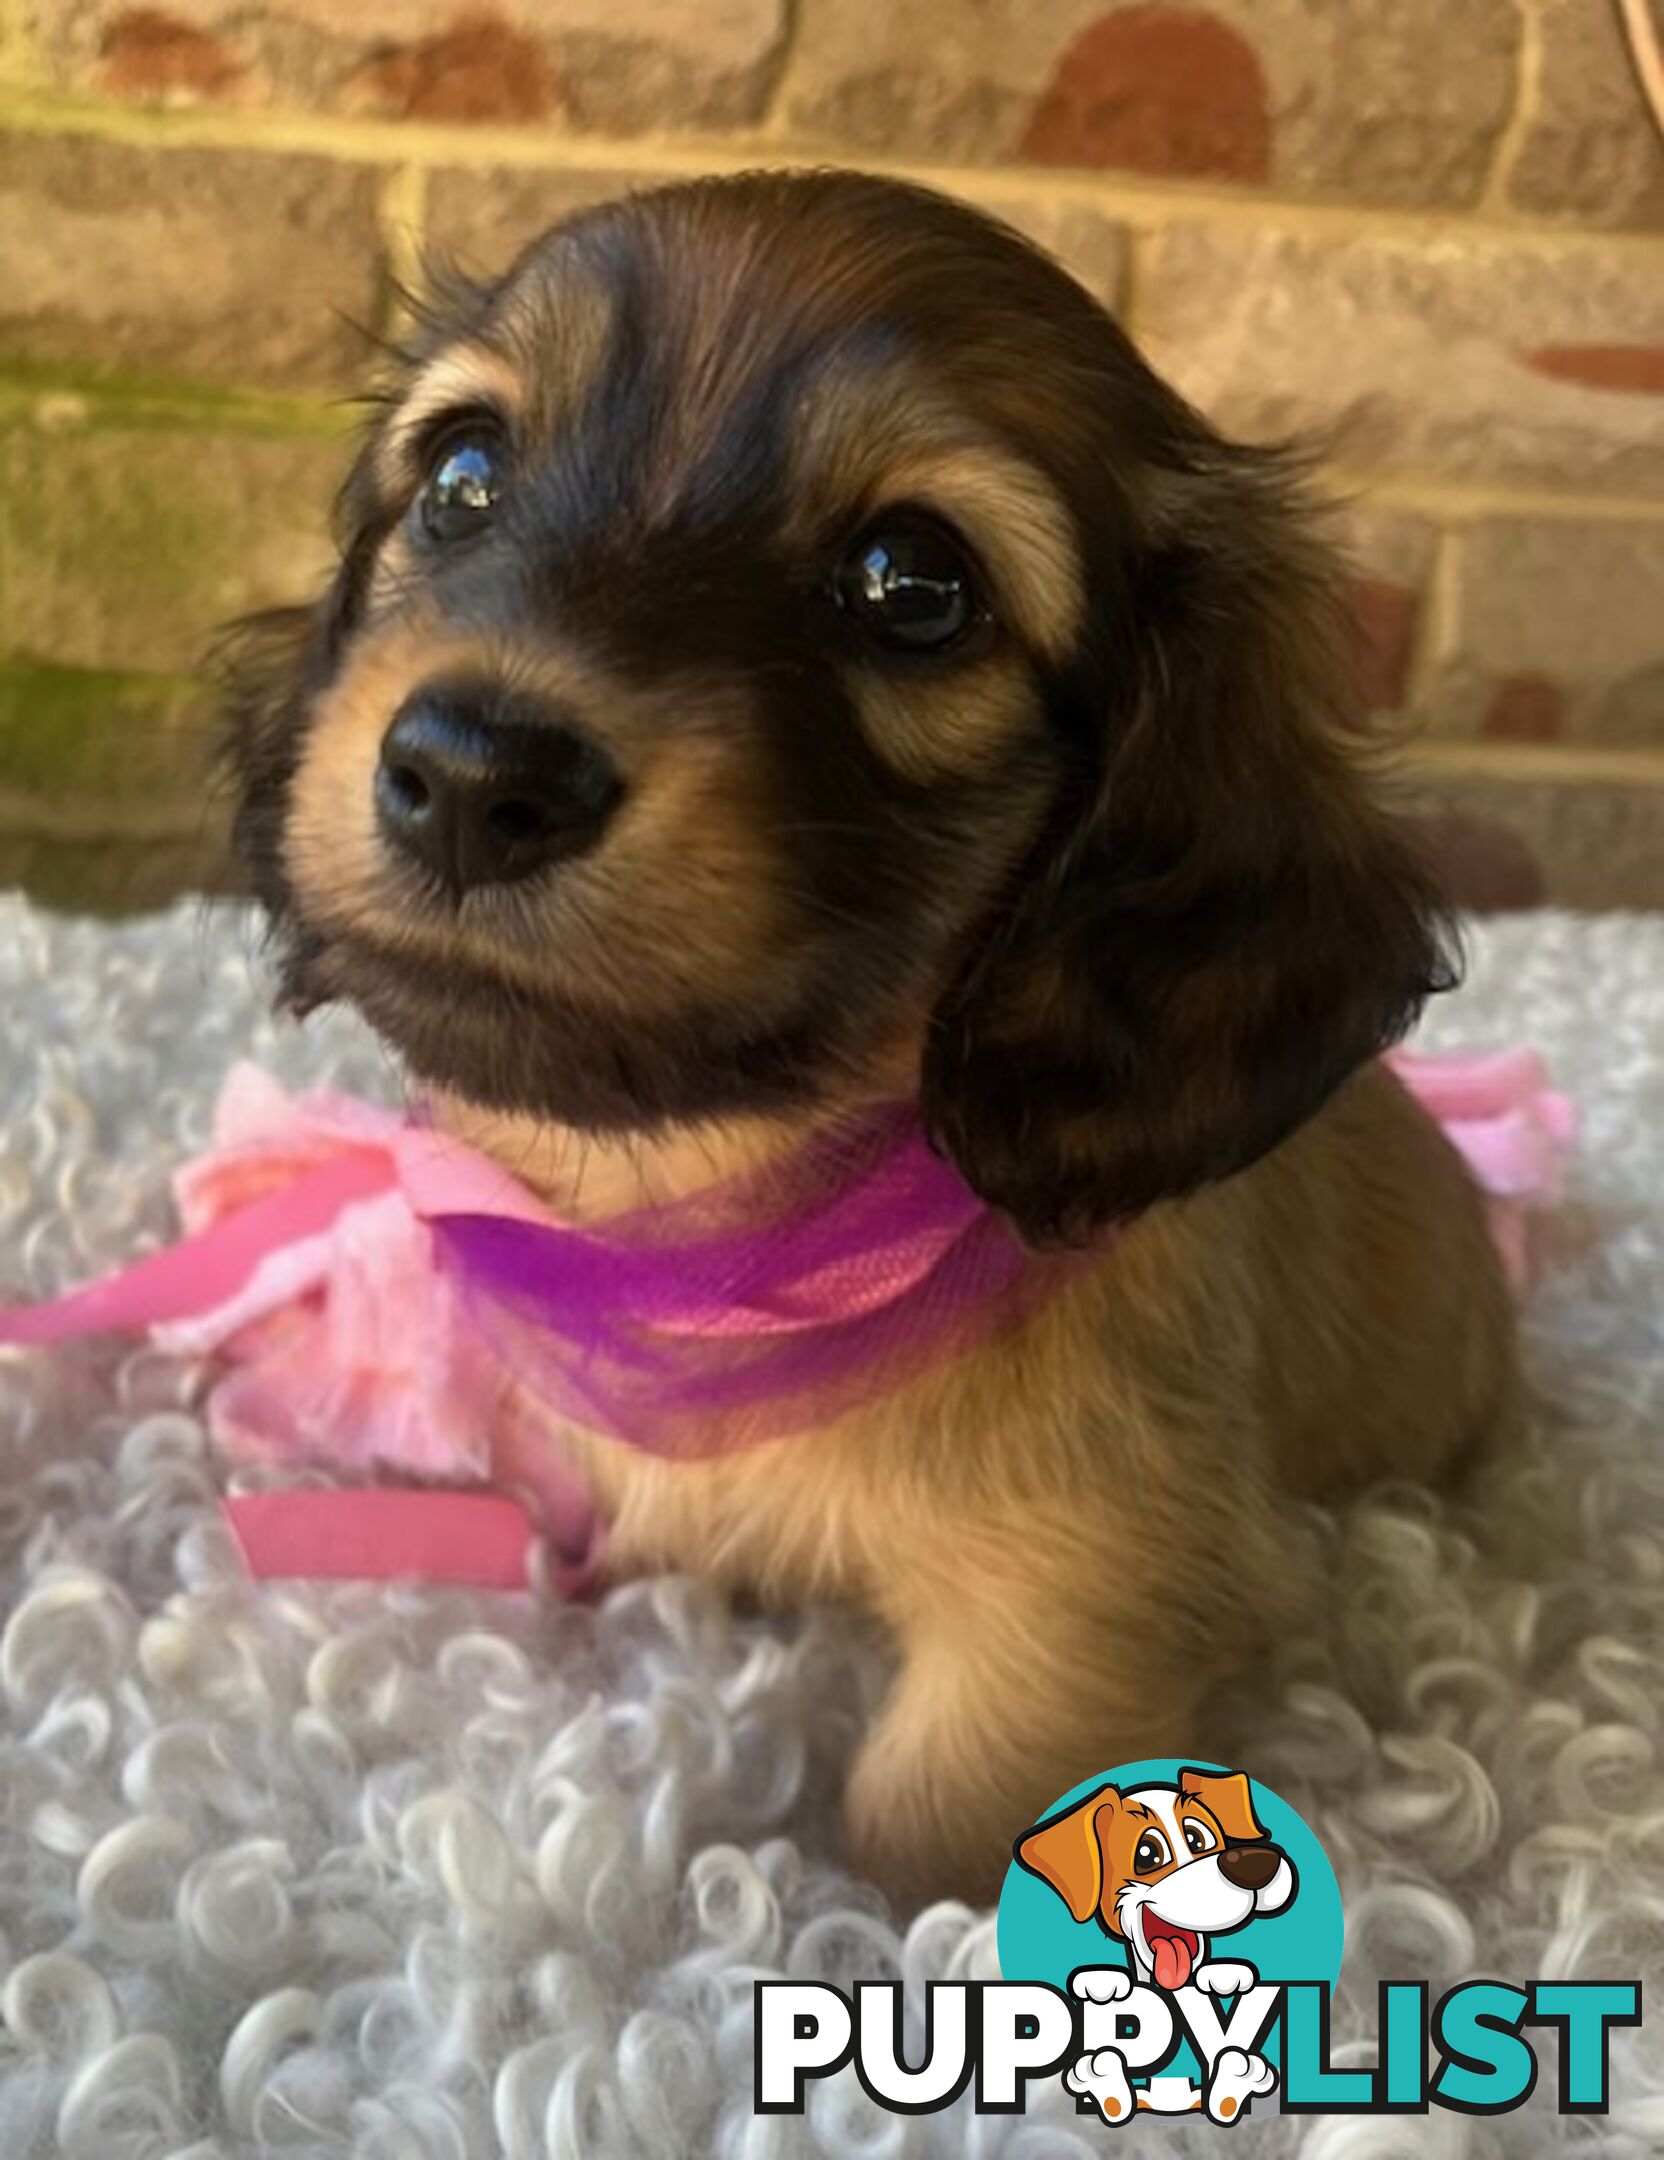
[1218,1843,1282,1893]
[376,685,622,893]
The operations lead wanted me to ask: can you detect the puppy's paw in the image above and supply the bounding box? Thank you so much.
[1071,1966,1134,2005]
[1192,1959,1257,1996]
[1064,2047,1135,2125]
[1206,2046,1277,2124]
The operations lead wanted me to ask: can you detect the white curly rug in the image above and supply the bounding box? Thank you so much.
[0,897,1661,2160]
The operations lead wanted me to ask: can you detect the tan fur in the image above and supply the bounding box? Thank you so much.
[459,1058,1514,1909]
[788,367,1083,664]
[888,446,1084,662]
[853,652,1054,786]
[233,174,1517,1916]
[374,346,526,494]
[287,623,797,1014]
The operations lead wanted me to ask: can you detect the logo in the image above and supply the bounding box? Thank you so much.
[756,1758,1641,2123]
[1001,1758,1338,2122]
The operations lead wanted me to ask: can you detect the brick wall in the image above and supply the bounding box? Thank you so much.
[2,1,1663,910]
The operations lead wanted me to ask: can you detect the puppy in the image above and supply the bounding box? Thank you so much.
[224,170,1515,1907]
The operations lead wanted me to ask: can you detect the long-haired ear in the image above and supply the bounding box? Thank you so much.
[214,437,386,918]
[923,441,1456,1246]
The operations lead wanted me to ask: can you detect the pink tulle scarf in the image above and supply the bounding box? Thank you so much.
[0,1050,1573,1592]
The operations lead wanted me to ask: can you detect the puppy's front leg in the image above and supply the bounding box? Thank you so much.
[844,1543,1207,1909]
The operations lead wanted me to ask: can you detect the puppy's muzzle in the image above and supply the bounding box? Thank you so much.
[376,682,623,894]
[1217,1843,1283,1893]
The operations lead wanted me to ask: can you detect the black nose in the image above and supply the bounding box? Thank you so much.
[376,686,622,893]
[1218,1843,1283,1893]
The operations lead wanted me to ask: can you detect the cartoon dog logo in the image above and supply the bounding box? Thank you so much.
[1014,1766,1296,2123]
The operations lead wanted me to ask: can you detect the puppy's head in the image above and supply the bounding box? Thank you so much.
[226,170,1451,1241]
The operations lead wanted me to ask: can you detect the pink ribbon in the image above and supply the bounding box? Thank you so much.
[0,1051,1573,1591]
[1385,1047,1576,1293]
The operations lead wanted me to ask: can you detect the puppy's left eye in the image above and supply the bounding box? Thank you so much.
[417,425,505,544]
[834,517,980,653]
[1182,1820,1217,1857]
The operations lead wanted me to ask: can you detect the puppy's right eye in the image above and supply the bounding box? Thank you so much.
[417,425,505,545]
[833,514,981,654]
[1133,1831,1171,1874]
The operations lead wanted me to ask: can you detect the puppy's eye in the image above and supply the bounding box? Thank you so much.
[417,425,505,544]
[1133,1831,1171,1874]
[834,517,980,653]
[1182,1820,1217,1857]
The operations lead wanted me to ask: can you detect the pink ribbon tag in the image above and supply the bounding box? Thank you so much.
[0,1048,1576,1592]
[223,1489,535,1588]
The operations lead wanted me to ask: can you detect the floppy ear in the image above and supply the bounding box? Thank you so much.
[215,435,389,922]
[922,442,1456,1245]
[1179,1767,1267,1845]
[1014,1784,1122,1923]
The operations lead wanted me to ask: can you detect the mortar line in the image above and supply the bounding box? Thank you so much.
[754,0,807,133]
[0,0,36,89]
[1118,225,1145,335]
[5,359,1664,530]
[1325,468,1664,524]
[1400,739,1664,785]
[377,162,431,335]
[5,86,1664,260]
[1403,525,1463,714]
[1479,0,1544,216]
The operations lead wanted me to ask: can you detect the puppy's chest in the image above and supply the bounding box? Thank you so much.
[532,1394,891,1600]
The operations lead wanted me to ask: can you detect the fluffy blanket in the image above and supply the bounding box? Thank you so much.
[0,897,1660,2159]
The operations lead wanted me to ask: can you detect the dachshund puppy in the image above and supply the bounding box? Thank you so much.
[225,171,1514,1906]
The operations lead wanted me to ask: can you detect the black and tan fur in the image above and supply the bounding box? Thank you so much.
[223,171,1514,1905]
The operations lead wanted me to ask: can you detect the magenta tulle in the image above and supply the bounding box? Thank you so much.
[433,1106,1051,1453]
[0,1049,1576,1589]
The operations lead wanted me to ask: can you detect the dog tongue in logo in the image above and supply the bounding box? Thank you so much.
[1145,1915,1198,1990]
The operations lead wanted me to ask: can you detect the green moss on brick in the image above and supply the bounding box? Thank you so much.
[0,422,342,673]
[0,827,243,918]
[0,357,355,441]
[0,657,214,798]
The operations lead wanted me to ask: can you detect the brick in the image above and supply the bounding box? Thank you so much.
[0,829,242,914]
[1406,807,1545,913]
[1426,518,1664,748]
[32,0,790,130]
[1019,8,1270,183]
[1400,753,1664,910]
[98,8,243,98]
[0,419,345,675]
[424,162,669,277]
[952,183,1130,309]
[0,661,211,803]
[0,659,240,911]
[0,132,382,390]
[1504,0,1664,231]
[339,16,560,122]
[782,0,1517,209]
[1135,219,1664,497]
[1479,675,1566,743]
[1519,345,1664,396]
[1331,506,1437,718]
[425,161,1128,308]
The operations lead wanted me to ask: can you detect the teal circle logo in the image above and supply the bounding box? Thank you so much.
[998,1760,1342,2110]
